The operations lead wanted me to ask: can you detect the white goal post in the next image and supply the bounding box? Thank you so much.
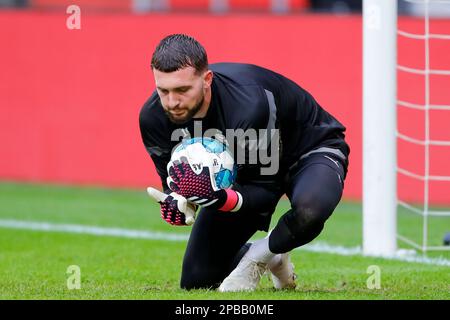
[363,0,450,255]
[363,0,398,256]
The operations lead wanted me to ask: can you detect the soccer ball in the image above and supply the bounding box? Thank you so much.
[170,137,237,189]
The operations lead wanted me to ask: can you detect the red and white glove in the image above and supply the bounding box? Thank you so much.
[166,156,242,212]
[146,187,197,226]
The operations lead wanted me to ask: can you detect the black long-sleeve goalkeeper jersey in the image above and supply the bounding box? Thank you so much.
[139,63,349,197]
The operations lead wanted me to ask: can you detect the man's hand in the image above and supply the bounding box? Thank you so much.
[146,187,196,226]
[166,156,226,208]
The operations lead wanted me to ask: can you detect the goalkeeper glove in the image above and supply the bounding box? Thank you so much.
[146,187,197,226]
[166,157,243,212]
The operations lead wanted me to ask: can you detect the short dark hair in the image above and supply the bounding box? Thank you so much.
[151,34,208,74]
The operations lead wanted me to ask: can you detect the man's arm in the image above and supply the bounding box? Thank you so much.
[167,157,282,215]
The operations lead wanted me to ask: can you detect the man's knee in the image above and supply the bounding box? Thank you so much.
[269,205,327,253]
[280,194,336,245]
[291,195,333,229]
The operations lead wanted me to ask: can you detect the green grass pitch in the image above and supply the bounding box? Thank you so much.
[0,181,448,300]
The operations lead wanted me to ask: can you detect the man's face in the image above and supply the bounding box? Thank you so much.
[153,66,211,124]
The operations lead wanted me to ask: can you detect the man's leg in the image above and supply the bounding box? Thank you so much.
[180,206,259,290]
[269,154,345,253]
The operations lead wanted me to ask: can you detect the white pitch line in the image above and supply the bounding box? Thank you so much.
[0,219,449,267]
[0,219,189,241]
[295,242,450,267]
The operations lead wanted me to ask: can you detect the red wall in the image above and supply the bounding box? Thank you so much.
[0,12,449,204]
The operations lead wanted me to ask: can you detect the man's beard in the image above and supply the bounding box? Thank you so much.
[165,95,204,125]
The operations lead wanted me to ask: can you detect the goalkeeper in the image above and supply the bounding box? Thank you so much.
[139,34,349,292]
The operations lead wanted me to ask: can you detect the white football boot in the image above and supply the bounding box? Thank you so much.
[218,256,268,292]
[268,253,297,289]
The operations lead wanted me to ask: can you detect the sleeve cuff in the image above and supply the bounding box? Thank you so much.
[219,189,243,212]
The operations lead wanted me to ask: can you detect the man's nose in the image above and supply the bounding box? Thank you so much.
[166,93,180,109]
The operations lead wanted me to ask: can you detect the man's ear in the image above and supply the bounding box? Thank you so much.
[203,70,213,87]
